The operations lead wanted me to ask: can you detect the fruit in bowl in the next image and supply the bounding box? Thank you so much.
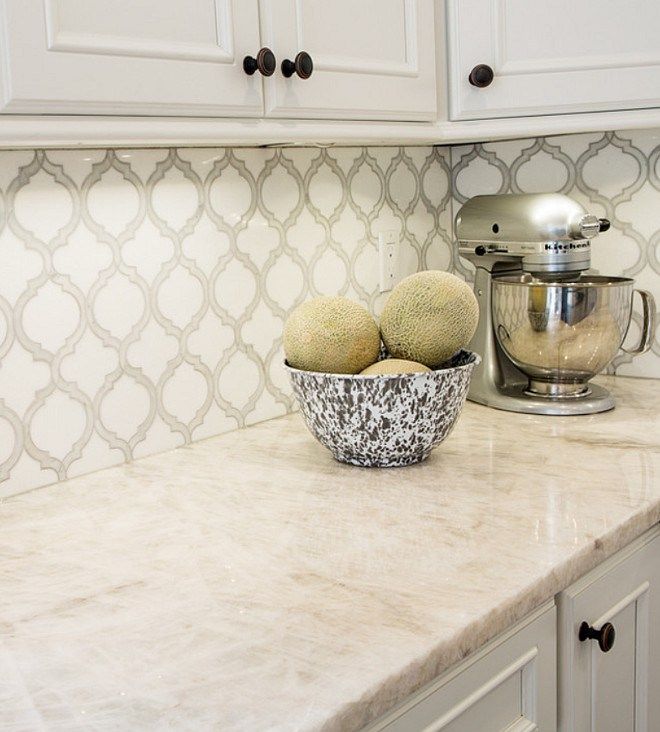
[380,270,479,366]
[283,271,480,467]
[283,296,380,374]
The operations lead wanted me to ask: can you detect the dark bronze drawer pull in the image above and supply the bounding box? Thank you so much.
[579,621,616,653]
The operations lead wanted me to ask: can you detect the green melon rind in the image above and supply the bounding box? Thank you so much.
[284,296,381,374]
[379,271,478,367]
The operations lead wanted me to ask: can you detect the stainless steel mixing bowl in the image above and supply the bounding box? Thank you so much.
[492,274,655,398]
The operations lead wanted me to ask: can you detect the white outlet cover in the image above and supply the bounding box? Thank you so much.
[378,231,399,292]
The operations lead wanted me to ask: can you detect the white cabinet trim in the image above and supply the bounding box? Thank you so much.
[292,0,420,78]
[423,647,539,731]
[43,0,235,63]
[592,581,649,629]
[4,106,660,150]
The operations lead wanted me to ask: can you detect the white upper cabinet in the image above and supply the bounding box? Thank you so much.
[259,0,436,121]
[448,0,660,120]
[0,0,436,122]
[0,0,264,116]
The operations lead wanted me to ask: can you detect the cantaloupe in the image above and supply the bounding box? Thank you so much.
[284,296,380,374]
[360,358,431,375]
[380,271,478,367]
[506,311,621,372]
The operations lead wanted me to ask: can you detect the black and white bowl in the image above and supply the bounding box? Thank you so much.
[284,350,480,468]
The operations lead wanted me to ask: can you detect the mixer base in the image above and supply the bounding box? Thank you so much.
[468,381,615,416]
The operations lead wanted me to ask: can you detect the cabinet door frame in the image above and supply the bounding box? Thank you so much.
[365,601,556,731]
[0,0,265,117]
[557,524,660,732]
[447,0,660,121]
[259,0,437,122]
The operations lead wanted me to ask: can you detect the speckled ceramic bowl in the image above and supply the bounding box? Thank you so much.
[284,350,480,467]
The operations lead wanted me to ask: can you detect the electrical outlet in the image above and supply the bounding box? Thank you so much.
[378,230,399,292]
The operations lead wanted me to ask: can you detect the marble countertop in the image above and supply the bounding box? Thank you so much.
[2,375,660,731]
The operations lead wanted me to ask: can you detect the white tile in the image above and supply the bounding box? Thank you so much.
[92,271,146,340]
[85,164,142,237]
[161,362,211,426]
[60,329,119,396]
[98,374,152,444]
[0,342,50,416]
[12,168,75,243]
[126,319,179,384]
[207,164,253,225]
[22,281,80,353]
[0,229,43,305]
[53,221,113,292]
[156,264,205,330]
[29,390,87,462]
[216,350,262,413]
[263,253,305,312]
[212,258,258,320]
[150,160,201,232]
[121,219,175,283]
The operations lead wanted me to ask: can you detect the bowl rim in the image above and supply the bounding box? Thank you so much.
[492,274,635,288]
[283,350,481,378]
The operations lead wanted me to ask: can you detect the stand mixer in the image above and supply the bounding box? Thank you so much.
[456,193,655,415]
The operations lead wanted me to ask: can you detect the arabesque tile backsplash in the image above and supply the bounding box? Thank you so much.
[2,129,660,497]
[0,146,452,496]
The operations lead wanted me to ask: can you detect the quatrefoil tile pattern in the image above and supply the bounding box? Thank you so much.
[450,129,660,380]
[0,146,453,497]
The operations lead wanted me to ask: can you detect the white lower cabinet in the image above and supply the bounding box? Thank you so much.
[366,602,557,731]
[557,525,660,732]
[366,524,660,732]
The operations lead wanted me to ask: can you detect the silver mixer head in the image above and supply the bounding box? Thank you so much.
[455,193,609,277]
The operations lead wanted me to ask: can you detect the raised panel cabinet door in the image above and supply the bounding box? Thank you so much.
[259,0,436,121]
[365,602,557,732]
[558,525,660,732]
[448,0,660,120]
[0,0,264,116]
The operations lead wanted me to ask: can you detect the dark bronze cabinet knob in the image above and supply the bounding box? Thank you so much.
[579,621,616,653]
[468,64,494,88]
[282,51,313,79]
[243,47,276,77]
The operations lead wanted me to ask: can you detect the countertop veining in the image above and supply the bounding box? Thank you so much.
[2,376,660,731]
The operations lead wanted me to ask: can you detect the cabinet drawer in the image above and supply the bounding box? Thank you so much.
[558,524,660,732]
[366,602,556,732]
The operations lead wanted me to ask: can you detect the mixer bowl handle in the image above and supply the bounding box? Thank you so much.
[496,324,511,343]
[621,289,656,355]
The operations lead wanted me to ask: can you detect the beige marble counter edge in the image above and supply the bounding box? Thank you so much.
[325,475,660,728]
